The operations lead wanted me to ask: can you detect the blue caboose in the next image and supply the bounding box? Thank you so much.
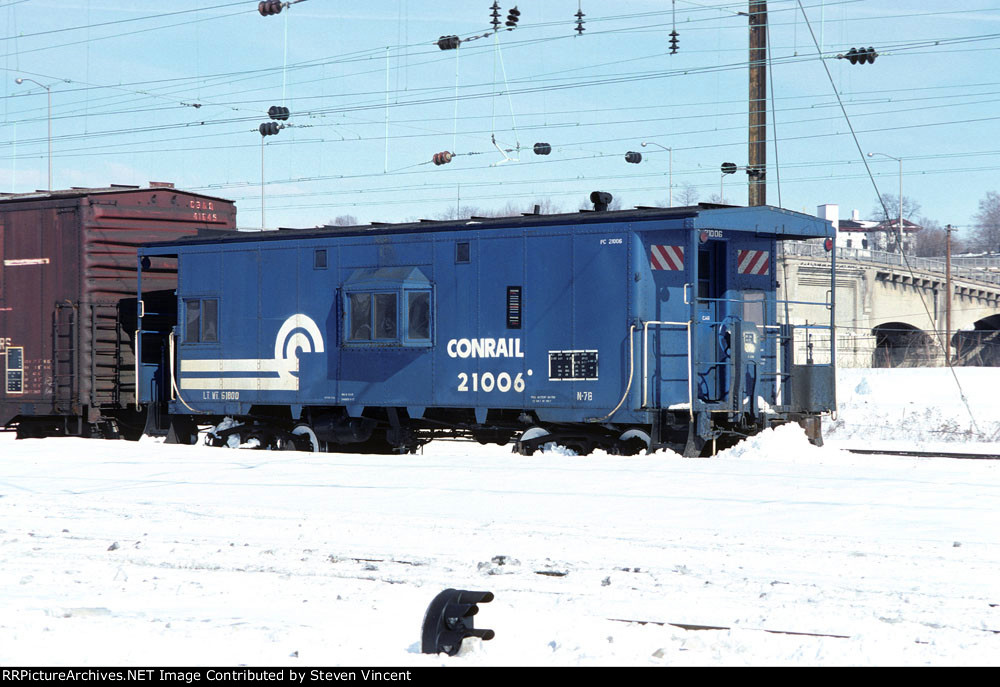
[136,199,835,455]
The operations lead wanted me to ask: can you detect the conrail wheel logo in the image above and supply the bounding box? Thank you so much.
[180,314,324,392]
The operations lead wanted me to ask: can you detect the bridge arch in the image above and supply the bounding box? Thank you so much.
[952,313,1000,366]
[871,322,937,368]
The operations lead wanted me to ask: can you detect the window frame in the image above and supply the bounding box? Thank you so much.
[343,287,433,348]
[183,297,220,344]
[742,290,766,327]
[403,289,432,343]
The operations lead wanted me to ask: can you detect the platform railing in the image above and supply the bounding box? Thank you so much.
[779,241,1000,286]
[641,320,692,419]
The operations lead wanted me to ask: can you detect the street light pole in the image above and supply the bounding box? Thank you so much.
[641,141,672,207]
[15,77,52,190]
[868,151,903,253]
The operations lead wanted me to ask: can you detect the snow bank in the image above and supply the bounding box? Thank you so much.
[826,368,1000,451]
[2,367,1000,666]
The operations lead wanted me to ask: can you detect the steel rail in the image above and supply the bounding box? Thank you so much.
[845,448,1000,460]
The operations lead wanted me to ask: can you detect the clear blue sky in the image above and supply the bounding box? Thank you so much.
[2,1,999,233]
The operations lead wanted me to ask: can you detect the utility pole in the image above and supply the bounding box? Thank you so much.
[748,0,767,206]
[261,137,266,230]
[945,224,955,366]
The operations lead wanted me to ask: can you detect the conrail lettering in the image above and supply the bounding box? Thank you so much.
[446,337,524,359]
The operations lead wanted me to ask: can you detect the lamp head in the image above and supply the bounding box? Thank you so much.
[15,78,23,84]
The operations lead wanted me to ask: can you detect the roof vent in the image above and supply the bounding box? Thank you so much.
[590,191,613,212]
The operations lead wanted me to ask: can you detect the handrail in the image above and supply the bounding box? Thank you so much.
[587,325,636,423]
[779,241,1000,286]
[642,320,692,420]
[134,330,141,411]
[168,331,200,413]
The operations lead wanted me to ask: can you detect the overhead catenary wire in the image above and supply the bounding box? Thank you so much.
[7,15,992,137]
[795,0,983,437]
[2,0,997,235]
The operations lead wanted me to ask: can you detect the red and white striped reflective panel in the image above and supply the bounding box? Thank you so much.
[737,249,770,275]
[650,245,684,271]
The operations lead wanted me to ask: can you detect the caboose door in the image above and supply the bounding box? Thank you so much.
[695,241,730,405]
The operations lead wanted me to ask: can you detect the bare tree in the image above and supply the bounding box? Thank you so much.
[329,214,358,226]
[436,205,483,220]
[530,198,563,215]
[437,198,566,220]
[870,193,920,222]
[911,218,963,257]
[677,183,700,206]
[970,191,1000,253]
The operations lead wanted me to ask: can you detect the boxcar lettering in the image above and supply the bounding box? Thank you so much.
[446,337,523,358]
[0,337,11,353]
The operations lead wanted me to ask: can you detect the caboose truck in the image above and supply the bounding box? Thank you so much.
[136,197,836,456]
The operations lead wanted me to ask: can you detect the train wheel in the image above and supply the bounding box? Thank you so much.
[515,427,550,456]
[291,423,321,452]
[617,429,651,456]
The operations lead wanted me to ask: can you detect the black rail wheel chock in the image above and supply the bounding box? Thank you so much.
[420,589,495,656]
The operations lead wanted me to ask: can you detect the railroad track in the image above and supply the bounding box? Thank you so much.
[845,448,1000,460]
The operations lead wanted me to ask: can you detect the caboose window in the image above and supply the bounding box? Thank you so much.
[314,249,328,269]
[342,267,432,347]
[374,293,398,340]
[407,291,431,340]
[184,298,218,343]
[185,300,201,342]
[349,293,372,341]
[456,242,470,263]
[743,291,765,326]
[202,299,218,342]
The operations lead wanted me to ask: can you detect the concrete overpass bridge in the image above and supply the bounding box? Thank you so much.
[777,242,1000,367]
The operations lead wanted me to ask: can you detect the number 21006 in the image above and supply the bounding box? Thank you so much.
[457,371,529,393]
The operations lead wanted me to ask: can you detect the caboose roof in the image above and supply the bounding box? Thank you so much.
[141,203,831,252]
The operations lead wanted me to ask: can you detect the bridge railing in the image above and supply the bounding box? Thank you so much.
[778,241,1000,286]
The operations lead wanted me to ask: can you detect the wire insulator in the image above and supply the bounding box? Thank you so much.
[258,0,283,17]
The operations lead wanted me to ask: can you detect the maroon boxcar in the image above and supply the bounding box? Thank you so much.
[0,184,236,438]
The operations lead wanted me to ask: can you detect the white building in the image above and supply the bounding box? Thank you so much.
[817,204,920,253]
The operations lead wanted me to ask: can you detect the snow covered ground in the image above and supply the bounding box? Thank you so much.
[1,368,999,666]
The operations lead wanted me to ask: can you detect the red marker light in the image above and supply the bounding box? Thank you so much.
[824,238,834,251]
[699,230,708,243]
